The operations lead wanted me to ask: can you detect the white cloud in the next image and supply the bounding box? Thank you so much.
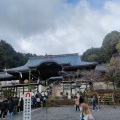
[100,1,120,32]
[1,0,120,55]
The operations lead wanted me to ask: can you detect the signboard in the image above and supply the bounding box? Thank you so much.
[23,92,31,120]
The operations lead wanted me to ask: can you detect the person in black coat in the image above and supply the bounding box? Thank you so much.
[13,96,19,106]
[8,98,14,116]
[13,96,19,114]
[79,96,84,104]
[20,98,23,111]
[0,99,8,119]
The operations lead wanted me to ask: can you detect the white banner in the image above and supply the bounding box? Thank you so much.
[23,92,31,120]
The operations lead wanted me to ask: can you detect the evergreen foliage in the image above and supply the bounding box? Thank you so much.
[2,89,16,98]
[81,31,120,63]
[0,39,37,69]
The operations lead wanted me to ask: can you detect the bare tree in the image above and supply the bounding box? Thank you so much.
[79,70,103,91]
[105,54,120,90]
[80,70,102,82]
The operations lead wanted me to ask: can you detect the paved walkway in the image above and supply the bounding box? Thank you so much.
[2,105,120,120]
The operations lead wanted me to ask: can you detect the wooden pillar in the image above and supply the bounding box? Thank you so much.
[70,83,72,97]
[28,69,31,92]
[13,86,15,97]
[19,77,23,84]
[15,86,17,96]
[112,94,116,108]
[63,83,64,93]
[52,84,56,98]
[37,84,39,92]
[23,86,24,94]
[96,93,100,109]
[10,87,13,96]
[85,82,88,91]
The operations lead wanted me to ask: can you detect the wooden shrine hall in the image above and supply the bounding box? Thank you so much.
[0,53,97,95]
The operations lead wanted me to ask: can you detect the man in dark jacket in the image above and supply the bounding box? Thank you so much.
[79,96,84,104]
[13,96,19,106]
[8,97,14,116]
[13,96,19,114]
[20,98,23,111]
[92,96,99,111]
[0,99,8,119]
[32,96,36,108]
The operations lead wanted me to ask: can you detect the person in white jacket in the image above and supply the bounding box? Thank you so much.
[80,103,94,120]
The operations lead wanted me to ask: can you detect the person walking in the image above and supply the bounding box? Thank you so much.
[80,103,94,120]
[91,96,99,111]
[74,96,80,111]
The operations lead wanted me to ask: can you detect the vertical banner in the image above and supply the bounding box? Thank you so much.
[23,92,31,120]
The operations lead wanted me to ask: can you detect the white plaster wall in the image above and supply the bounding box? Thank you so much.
[1,80,19,86]
[93,82,114,90]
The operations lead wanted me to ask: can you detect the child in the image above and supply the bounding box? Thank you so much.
[80,103,94,120]
[74,96,80,111]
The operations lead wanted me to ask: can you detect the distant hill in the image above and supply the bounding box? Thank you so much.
[81,31,120,64]
[0,40,37,69]
[1,30,120,69]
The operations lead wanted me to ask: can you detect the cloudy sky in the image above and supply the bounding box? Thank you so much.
[0,0,120,55]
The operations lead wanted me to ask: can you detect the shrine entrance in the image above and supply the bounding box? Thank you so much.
[37,61,62,80]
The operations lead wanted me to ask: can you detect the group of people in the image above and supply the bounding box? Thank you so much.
[31,91,47,108]
[0,91,47,119]
[0,96,23,119]
[74,96,99,120]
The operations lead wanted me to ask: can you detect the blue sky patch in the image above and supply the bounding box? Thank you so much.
[65,0,79,5]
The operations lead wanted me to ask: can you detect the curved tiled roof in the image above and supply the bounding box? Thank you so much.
[7,53,97,72]
[0,72,15,80]
[27,53,97,67]
[0,72,13,78]
[95,65,107,71]
[7,65,28,72]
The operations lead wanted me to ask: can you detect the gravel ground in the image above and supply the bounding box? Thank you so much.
[3,105,120,120]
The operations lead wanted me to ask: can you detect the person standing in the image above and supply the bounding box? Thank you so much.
[0,99,8,119]
[20,98,24,111]
[36,96,40,108]
[42,95,46,107]
[79,95,84,105]
[13,96,19,114]
[91,96,99,111]
[80,103,94,120]
[7,97,14,117]
[17,98,20,112]
[74,96,80,111]
[31,96,36,108]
